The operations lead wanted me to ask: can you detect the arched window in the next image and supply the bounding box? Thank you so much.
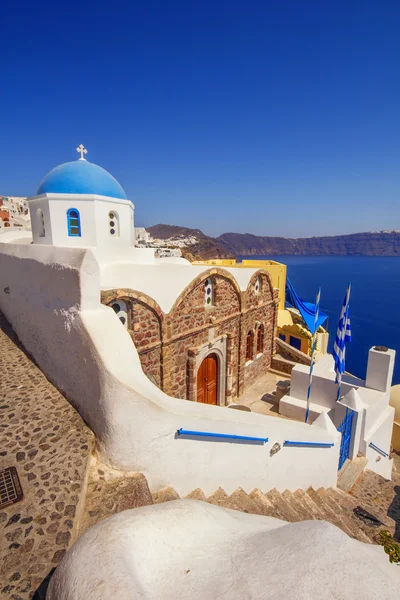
[246,330,254,362]
[204,278,214,307]
[257,324,264,354]
[254,276,262,294]
[110,299,128,328]
[67,209,81,237]
[37,208,45,237]
[108,210,120,236]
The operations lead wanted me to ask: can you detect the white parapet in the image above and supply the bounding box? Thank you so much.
[281,343,396,480]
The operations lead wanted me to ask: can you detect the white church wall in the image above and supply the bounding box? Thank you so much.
[93,197,134,249]
[47,194,97,247]
[29,194,135,250]
[0,243,341,496]
[29,196,52,244]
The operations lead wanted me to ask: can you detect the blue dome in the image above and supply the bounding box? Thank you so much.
[37,159,127,200]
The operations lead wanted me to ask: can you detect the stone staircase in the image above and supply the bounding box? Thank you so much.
[152,484,394,544]
[79,459,398,548]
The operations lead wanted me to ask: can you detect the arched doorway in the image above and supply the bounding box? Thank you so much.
[197,353,218,405]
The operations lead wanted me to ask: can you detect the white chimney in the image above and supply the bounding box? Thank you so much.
[365,346,396,392]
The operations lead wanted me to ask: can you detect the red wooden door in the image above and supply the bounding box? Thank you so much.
[197,353,218,405]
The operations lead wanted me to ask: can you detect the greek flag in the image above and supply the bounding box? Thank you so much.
[333,285,352,397]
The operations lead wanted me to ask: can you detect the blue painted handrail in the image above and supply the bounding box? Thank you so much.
[283,440,335,448]
[369,442,388,457]
[176,428,268,443]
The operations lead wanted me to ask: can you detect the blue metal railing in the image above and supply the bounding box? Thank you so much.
[283,440,335,448]
[369,442,388,457]
[176,428,268,443]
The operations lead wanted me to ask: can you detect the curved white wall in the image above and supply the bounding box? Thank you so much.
[47,501,400,600]
[0,244,340,496]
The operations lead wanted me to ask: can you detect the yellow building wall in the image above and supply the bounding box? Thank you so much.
[278,331,309,355]
[392,422,400,452]
[193,258,287,310]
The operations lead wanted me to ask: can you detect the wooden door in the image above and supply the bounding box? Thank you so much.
[197,353,218,405]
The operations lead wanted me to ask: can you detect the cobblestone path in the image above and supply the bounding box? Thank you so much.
[0,314,95,599]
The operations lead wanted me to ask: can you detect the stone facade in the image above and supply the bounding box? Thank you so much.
[101,268,278,406]
[104,291,163,388]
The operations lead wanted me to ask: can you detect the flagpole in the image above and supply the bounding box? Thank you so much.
[305,287,321,423]
[336,283,351,401]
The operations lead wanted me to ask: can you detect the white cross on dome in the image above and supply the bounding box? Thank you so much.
[76,144,88,160]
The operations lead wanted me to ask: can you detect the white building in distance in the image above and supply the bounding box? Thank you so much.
[134,227,151,246]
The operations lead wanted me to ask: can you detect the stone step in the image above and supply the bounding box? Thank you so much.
[323,488,372,544]
[225,488,263,515]
[171,482,386,546]
[318,488,370,544]
[207,487,229,506]
[338,457,368,493]
[348,466,399,537]
[293,489,326,520]
[185,488,207,501]
[152,486,180,504]
[332,488,389,543]
[81,472,153,534]
[282,490,314,522]
[332,488,379,543]
[249,489,280,518]
[265,488,299,522]
[307,488,358,540]
[348,478,397,536]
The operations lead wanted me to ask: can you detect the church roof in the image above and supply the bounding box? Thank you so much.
[37,159,128,200]
[99,262,261,313]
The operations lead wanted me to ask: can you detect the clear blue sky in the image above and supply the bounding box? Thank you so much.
[2,1,399,237]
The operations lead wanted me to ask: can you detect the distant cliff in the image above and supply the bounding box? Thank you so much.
[218,231,400,256]
[148,225,400,259]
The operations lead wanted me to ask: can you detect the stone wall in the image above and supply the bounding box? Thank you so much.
[102,268,277,405]
[271,355,297,375]
[276,337,311,365]
[241,273,278,389]
[162,273,241,399]
[102,290,163,388]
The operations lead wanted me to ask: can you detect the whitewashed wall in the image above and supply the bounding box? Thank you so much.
[0,244,341,496]
[29,194,134,249]
[362,405,394,479]
[288,348,395,478]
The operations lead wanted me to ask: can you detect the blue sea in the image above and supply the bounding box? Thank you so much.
[240,256,400,385]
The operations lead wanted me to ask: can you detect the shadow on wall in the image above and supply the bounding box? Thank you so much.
[388,485,400,541]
